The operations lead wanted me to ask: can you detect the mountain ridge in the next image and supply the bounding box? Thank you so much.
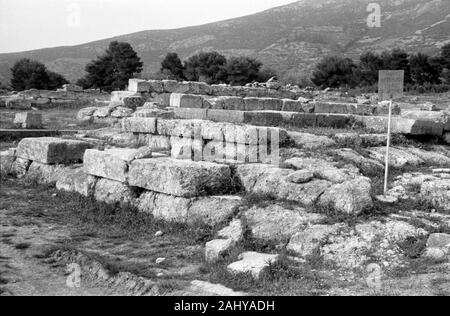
[1,0,449,85]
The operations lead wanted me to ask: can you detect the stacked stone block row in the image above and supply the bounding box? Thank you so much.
[121,117,287,164]
[128,79,300,100]
[0,137,242,225]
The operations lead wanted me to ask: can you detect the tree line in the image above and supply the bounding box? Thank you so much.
[8,41,450,93]
[311,44,450,92]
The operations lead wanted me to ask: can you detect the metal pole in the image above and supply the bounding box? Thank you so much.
[384,99,392,196]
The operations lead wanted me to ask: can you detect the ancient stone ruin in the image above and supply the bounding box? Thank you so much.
[1,78,449,284]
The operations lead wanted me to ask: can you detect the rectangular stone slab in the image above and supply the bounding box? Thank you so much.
[128,157,232,197]
[122,117,157,134]
[16,137,92,164]
[83,148,134,182]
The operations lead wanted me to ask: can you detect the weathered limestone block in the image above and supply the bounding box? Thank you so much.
[94,178,136,205]
[207,96,245,110]
[122,117,157,134]
[11,158,31,178]
[244,97,283,111]
[211,85,237,96]
[287,224,345,257]
[189,196,242,225]
[356,116,444,136]
[138,192,240,225]
[314,102,357,114]
[93,105,115,118]
[282,99,313,112]
[235,164,331,205]
[318,177,373,215]
[128,79,151,92]
[404,147,450,166]
[218,219,244,242]
[170,136,203,160]
[62,84,83,92]
[16,137,92,164]
[286,170,314,184]
[421,179,450,211]
[157,119,201,138]
[227,252,279,280]
[244,205,325,241]
[170,93,205,109]
[56,167,97,197]
[334,149,384,176]
[128,158,232,197]
[207,109,245,124]
[111,91,138,103]
[424,233,450,259]
[13,112,42,129]
[205,239,234,263]
[25,162,70,184]
[285,157,360,184]
[162,80,179,93]
[111,107,134,118]
[0,149,16,177]
[77,107,98,122]
[368,147,424,169]
[187,81,211,95]
[287,131,336,149]
[123,96,145,109]
[173,107,208,120]
[147,80,165,93]
[137,134,171,150]
[83,148,133,182]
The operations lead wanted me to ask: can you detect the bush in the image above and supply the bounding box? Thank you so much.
[10,59,68,91]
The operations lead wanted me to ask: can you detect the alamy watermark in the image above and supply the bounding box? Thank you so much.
[170,127,281,166]
[367,3,382,28]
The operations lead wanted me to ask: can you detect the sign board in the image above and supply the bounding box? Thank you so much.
[378,70,404,100]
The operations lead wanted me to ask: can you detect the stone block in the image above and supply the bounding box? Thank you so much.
[128,79,151,92]
[16,137,92,164]
[56,167,97,197]
[25,162,70,185]
[128,157,232,197]
[162,80,179,93]
[111,91,138,103]
[173,107,208,120]
[122,117,157,134]
[227,252,279,280]
[123,96,145,109]
[244,97,283,111]
[170,93,205,109]
[94,178,136,205]
[148,80,165,93]
[170,136,203,160]
[13,112,43,129]
[83,148,134,182]
[207,109,245,124]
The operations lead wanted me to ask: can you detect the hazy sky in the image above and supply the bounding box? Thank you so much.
[0,0,297,53]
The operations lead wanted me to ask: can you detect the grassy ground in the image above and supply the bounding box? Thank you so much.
[1,177,448,296]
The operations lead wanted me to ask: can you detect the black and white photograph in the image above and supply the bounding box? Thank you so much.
[0,0,449,301]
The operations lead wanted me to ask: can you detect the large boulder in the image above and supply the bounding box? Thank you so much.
[25,162,70,184]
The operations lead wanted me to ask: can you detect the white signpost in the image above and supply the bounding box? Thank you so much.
[378,70,404,196]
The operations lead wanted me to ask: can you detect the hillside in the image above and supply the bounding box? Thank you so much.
[0,0,449,85]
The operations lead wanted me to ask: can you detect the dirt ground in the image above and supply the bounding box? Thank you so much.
[0,177,448,296]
